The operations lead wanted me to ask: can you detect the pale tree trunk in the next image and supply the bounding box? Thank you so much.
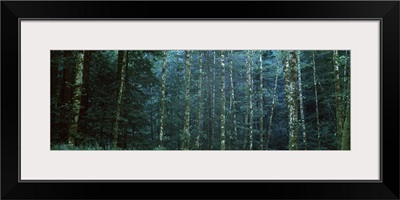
[113,50,126,148]
[341,98,350,150]
[229,51,238,149]
[243,51,250,150]
[341,51,351,150]
[312,51,321,148]
[68,51,84,146]
[176,51,182,149]
[297,51,307,150]
[283,52,291,138]
[182,50,191,150]
[78,51,91,137]
[333,50,343,149]
[195,52,203,149]
[290,51,299,150]
[259,51,264,150]
[211,51,216,150]
[342,51,350,128]
[285,51,298,150]
[250,51,254,150]
[248,51,254,150]
[220,51,226,150]
[206,52,212,149]
[159,51,167,148]
[266,59,279,150]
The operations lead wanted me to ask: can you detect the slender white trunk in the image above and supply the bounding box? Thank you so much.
[266,59,279,150]
[182,50,191,150]
[220,51,226,150]
[333,50,342,149]
[229,51,238,149]
[68,51,84,146]
[249,51,254,150]
[159,51,167,148]
[243,51,250,150]
[297,51,307,150]
[211,51,216,150]
[195,52,203,149]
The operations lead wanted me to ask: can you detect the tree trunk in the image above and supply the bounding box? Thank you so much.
[333,50,343,149]
[195,52,203,149]
[113,50,126,149]
[266,57,279,150]
[259,51,264,150]
[182,50,191,150]
[297,51,307,150]
[211,51,216,150]
[342,51,350,129]
[312,51,321,148]
[220,51,226,150]
[285,51,298,150]
[159,51,167,148]
[249,51,254,150]
[206,52,212,149]
[243,51,250,150]
[341,98,350,150]
[68,51,84,146]
[78,51,91,139]
[291,51,299,150]
[176,51,182,150]
[229,51,238,150]
[341,51,351,150]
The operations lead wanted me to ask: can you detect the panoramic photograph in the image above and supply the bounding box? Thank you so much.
[51,50,350,150]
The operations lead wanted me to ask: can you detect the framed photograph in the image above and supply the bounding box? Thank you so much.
[2,1,399,199]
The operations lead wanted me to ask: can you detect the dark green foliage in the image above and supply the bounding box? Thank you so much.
[51,50,350,150]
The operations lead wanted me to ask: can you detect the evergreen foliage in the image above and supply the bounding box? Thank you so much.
[51,50,350,150]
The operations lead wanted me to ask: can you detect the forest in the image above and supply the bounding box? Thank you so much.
[51,50,350,150]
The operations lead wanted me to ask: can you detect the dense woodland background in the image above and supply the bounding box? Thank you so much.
[51,50,350,150]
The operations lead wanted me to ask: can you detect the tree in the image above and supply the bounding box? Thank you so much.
[159,51,167,148]
[195,51,203,149]
[297,51,307,150]
[78,51,92,141]
[259,50,264,150]
[229,51,238,149]
[182,50,191,150]
[266,56,279,150]
[341,98,350,150]
[248,51,255,150]
[113,50,126,148]
[342,51,350,132]
[312,51,321,148]
[211,51,216,150]
[285,51,298,150]
[220,51,226,150]
[68,51,84,146]
[333,50,342,149]
[243,51,250,149]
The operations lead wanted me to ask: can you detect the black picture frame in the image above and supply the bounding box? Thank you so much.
[2,1,399,199]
